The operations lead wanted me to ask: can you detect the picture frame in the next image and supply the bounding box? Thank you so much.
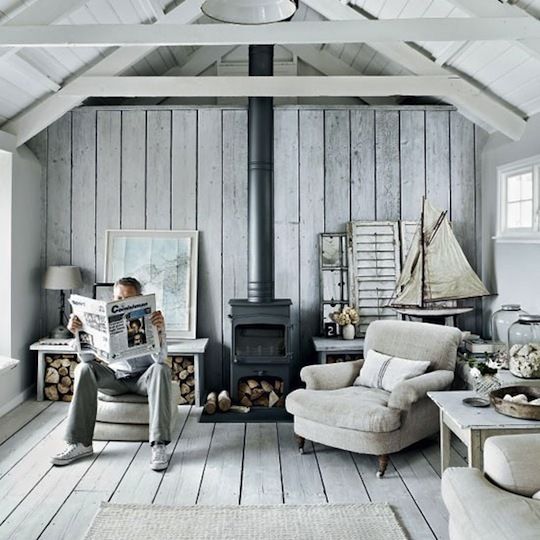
[104,230,199,340]
[93,282,114,302]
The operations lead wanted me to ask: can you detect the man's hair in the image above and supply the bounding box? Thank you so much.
[114,276,142,295]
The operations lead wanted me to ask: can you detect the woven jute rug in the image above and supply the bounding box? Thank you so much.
[84,502,408,540]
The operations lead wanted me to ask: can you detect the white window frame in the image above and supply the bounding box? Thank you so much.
[497,154,540,242]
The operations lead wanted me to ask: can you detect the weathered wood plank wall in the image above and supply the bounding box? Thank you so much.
[30,105,482,391]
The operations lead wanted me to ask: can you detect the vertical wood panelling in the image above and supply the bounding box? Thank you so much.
[450,112,477,331]
[36,105,483,387]
[274,109,300,376]
[96,111,121,281]
[350,110,375,221]
[400,110,425,220]
[121,110,146,230]
[146,110,171,229]
[71,109,96,298]
[197,109,223,390]
[222,110,248,390]
[299,110,324,367]
[46,113,72,328]
[324,110,350,232]
[375,111,400,220]
[171,110,197,229]
[426,110,450,212]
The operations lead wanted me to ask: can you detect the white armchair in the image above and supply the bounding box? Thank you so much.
[285,320,462,476]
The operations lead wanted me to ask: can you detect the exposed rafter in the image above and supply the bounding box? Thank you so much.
[445,0,540,60]
[59,75,478,98]
[1,18,539,47]
[302,0,526,140]
[2,0,205,146]
[164,46,238,76]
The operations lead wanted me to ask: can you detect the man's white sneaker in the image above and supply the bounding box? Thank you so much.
[150,443,169,471]
[51,443,93,466]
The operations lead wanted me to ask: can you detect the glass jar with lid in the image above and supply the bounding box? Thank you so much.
[491,304,528,349]
[508,314,540,378]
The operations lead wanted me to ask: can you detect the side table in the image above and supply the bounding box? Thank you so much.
[428,390,540,473]
[30,338,209,406]
[311,337,365,364]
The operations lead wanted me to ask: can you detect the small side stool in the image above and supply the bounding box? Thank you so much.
[94,382,180,441]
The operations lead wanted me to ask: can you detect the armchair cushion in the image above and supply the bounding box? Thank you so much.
[484,434,540,497]
[300,360,363,391]
[286,385,401,433]
[387,369,454,410]
[353,349,430,392]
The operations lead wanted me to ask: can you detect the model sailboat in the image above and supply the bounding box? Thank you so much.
[390,198,489,315]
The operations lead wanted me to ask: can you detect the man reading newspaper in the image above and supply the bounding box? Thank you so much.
[50,277,172,471]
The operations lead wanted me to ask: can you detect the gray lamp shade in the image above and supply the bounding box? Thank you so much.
[43,265,83,290]
[201,0,296,24]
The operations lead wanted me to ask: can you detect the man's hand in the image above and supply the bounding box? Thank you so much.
[150,310,165,333]
[67,314,82,334]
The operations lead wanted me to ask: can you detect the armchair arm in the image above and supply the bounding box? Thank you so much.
[300,360,363,390]
[388,369,454,410]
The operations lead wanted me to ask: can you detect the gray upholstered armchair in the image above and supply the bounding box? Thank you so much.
[286,320,462,477]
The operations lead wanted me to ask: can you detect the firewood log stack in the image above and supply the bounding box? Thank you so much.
[44,355,78,401]
[167,356,196,405]
[238,378,285,408]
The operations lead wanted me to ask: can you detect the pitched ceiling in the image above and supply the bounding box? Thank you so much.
[0,0,539,146]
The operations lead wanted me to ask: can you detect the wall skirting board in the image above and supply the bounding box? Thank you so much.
[0,384,36,418]
[28,105,483,390]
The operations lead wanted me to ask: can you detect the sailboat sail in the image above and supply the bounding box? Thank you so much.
[391,199,489,308]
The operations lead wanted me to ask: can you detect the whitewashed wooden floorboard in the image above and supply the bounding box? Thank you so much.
[0,400,52,446]
[0,401,463,539]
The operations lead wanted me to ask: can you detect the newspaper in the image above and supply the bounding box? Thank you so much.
[69,294,160,363]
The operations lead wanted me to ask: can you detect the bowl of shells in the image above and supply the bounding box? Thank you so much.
[490,386,540,420]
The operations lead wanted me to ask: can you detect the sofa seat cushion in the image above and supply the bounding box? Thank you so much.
[286,385,401,433]
[484,434,540,497]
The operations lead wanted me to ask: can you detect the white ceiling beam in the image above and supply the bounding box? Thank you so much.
[445,0,540,61]
[302,0,526,140]
[59,75,476,98]
[0,56,60,92]
[1,18,539,47]
[165,45,238,76]
[2,0,205,146]
[0,130,16,153]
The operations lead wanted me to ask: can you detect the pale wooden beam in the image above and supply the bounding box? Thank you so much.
[165,46,238,76]
[1,18,539,47]
[59,75,475,98]
[302,0,526,140]
[446,0,540,60]
[2,0,204,146]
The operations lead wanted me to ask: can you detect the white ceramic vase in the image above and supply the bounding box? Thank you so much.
[342,323,355,340]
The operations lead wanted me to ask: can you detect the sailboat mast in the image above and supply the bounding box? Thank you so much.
[420,197,426,308]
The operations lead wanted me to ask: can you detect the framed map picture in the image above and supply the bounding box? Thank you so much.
[104,230,199,340]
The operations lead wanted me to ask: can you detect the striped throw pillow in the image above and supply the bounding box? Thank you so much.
[354,349,430,392]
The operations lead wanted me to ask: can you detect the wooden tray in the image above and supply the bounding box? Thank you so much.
[490,386,540,421]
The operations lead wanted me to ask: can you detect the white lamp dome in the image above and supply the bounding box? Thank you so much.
[201,0,297,24]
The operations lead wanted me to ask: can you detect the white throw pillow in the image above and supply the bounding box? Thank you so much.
[354,349,430,392]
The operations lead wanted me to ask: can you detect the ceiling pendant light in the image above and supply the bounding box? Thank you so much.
[201,0,297,24]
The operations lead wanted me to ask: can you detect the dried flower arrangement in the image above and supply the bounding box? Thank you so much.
[329,306,360,327]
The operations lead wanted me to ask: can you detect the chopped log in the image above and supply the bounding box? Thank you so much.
[279,381,284,393]
[58,366,68,377]
[50,359,62,369]
[61,358,72,367]
[69,364,76,378]
[261,380,273,393]
[240,396,253,407]
[250,388,264,401]
[186,391,195,403]
[45,367,60,384]
[179,369,189,380]
[254,396,269,407]
[186,376,194,386]
[44,386,59,401]
[274,380,280,391]
[204,392,217,415]
[187,364,194,374]
[239,382,251,395]
[268,390,279,408]
[180,383,190,395]
[247,379,259,389]
[218,390,231,412]
[62,394,72,402]
[60,376,72,387]
[57,383,70,394]
[45,356,53,364]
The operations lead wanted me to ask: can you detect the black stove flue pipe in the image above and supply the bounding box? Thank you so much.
[247,44,274,303]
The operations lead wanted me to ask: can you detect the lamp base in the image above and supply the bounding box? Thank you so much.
[50,325,72,339]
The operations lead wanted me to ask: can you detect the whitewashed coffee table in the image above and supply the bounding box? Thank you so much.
[428,390,540,472]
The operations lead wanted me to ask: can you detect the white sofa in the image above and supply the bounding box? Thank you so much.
[442,433,540,540]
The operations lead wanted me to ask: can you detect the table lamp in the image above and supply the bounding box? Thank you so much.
[43,265,83,338]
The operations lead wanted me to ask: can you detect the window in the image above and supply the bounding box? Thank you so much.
[498,156,540,239]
